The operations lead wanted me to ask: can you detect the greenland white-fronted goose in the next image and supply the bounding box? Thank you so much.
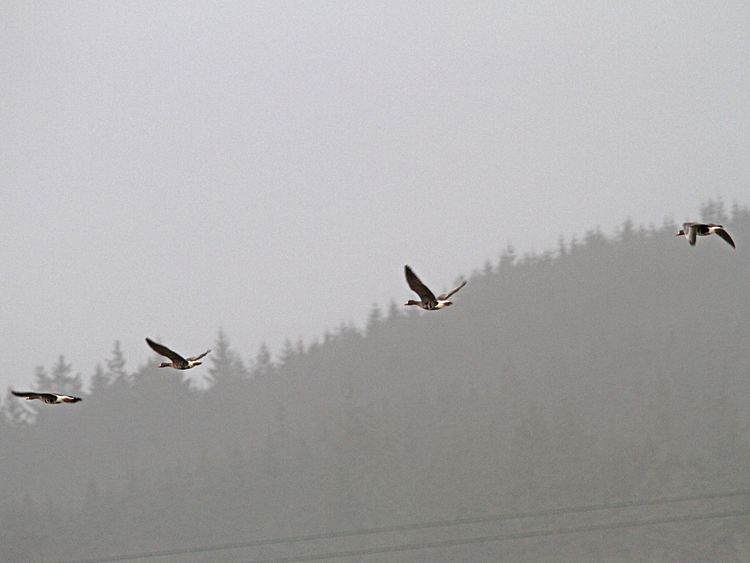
[677,222,735,248]
[146,338,211,370]
[404,265,467,310]
[11,391,82,404]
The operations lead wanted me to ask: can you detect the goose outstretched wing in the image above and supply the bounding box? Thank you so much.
[186,349,211,362]
[146,338,187,364]
[405,266,436,302]
[438,280,467,301]
[715,228,735,248]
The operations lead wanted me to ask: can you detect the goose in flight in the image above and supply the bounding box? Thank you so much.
[146,338,211,370]
[11,391,82,404]
[404,265,467,310]
[677,222,735,248]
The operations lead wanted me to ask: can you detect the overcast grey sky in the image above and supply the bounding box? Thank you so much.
[1,2,748,390]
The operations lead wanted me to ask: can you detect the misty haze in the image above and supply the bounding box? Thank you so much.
[2,3,750,563]
[3,202,750,562]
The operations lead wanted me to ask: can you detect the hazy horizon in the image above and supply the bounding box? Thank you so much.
[2,2,748,390]
[3,207,750,562]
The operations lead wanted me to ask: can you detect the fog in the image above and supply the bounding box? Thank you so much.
[1,2,749,390]
[2,3,750,561]
[1,201,749,562]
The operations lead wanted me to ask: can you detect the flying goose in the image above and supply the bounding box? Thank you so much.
[11,391,82,404]
[146,338,211,370]
[404,265,467,310]
[676,222,735,248]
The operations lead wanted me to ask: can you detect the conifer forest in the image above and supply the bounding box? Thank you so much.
[3,201,750,562]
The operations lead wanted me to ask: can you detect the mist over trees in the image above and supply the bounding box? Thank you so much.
[2,201,750,562]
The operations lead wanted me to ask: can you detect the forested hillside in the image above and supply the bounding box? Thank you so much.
[2,200,750,562]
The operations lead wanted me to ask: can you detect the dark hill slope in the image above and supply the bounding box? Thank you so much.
[1,206,750,563]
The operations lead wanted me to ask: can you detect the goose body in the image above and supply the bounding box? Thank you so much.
[11,391,82,404]
[404,265,466,310]
[676,222,735,248]
[146,338,211,370]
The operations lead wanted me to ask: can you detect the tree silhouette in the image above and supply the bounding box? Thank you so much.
[251,341,273,380]
[105,341,128,385]
[50,355,82,395]
[1,201,750,562]
[1,387,33,426]
[206,327,246,386]
[32,365,53,390]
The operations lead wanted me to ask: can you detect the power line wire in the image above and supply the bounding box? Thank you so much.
[237,508,750,563]
[60,489,750,563]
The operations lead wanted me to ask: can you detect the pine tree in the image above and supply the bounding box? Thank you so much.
[206,328,246,386]
[498,243,516,272]
[105,341,128,385]
[33,365,53,390]
[700,197,728,224]
[618,217,635,243]
[510,404,553,508]
[365,303,382,337]
[277,338,297,367]
[50,355,82,395]
[386,300,400,320]
[252,342,273,379]
[89,364,109,395]
[2,387,33,426]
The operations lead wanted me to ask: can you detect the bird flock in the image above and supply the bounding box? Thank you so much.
[11,221,735,404]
